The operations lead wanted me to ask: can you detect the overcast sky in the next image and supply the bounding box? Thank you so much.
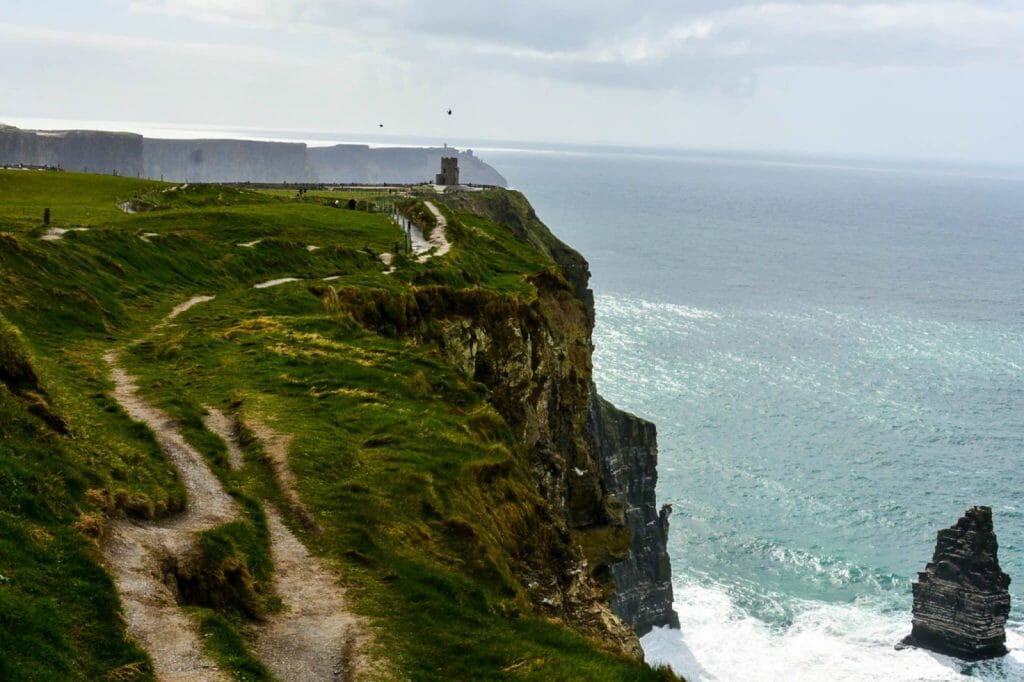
[2,1,1022,162]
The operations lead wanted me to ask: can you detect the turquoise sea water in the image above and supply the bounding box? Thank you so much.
[486,148,1024,681]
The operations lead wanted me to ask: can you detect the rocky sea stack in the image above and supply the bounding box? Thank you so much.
[901,506,1011,660]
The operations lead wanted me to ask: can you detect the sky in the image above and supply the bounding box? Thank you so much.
[1,0,1023,163]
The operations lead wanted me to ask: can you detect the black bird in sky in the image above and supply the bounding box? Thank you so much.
[447,109,452,116]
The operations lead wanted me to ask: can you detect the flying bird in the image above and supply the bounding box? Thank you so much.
[447,109,452,116]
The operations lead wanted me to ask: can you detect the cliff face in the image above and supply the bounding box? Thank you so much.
[0,124,507,185]
[433,191,678,645]
[143,138,315,183]
[0,125,143,175]
[901,506,1011,660]
[588,392,680,635]
[429,275,641,658]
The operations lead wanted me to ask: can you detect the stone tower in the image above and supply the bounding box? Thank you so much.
[435,156,459,186]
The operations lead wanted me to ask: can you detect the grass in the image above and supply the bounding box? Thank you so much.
[0,170,680,681]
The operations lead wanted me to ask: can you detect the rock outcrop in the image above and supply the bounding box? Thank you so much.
[901,506,1011,660]
[0,124,506,185]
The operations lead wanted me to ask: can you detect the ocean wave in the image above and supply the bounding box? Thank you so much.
[643,580,1024,681]
[744,539,908,592]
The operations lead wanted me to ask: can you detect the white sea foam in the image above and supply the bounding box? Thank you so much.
[643,580,1024,682]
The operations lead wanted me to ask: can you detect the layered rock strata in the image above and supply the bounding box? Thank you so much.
[587,391,680,634]
[901,506,1011,660]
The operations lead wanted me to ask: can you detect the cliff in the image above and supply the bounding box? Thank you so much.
[0,124,143,175]
[901,506,1011,660]
[143,138,315,183]
[0,170,674,679]
[438,190,679,636]
[0,124,507,185]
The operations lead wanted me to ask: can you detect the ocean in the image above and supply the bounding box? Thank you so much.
[484,147,1024,681]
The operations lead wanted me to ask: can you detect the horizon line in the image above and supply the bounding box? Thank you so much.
[4,115,1024,180]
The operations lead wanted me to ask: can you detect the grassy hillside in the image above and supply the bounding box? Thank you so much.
[0,170,677,681]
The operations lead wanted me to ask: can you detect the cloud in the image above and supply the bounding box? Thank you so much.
[0,21,310,67]
[127,1,1024,90]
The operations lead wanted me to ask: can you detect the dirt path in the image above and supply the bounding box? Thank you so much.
[378,252,396,275]
[254,505,365,682]
[102,294,236,680]
[103,348,238,681]
[254,277,301,289]
[165,295,216,325]
[201,406,245,470]
[105,353,238,526]
[104,526,228,681]
[215,413,372,678]
[243,418,321,533]
[103,293,373,680]
[417,201,451,263]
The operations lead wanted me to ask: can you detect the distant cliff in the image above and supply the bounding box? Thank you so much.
[142,138,314,183]
[0,124,506,186]
[0,124,143,176]
[310,145,504,186]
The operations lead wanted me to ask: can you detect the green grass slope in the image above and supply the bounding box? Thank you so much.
[0,171,678,681]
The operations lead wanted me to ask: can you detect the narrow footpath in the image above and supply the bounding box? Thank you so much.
[103,348,238,681]
[103,293,370,680]
[417,201,451,263]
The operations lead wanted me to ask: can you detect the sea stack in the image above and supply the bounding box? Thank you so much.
[901,506,1011,660]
